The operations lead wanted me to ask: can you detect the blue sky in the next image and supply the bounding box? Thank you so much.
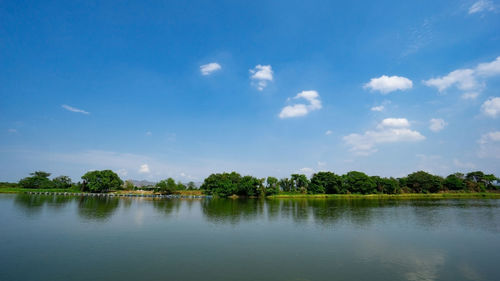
[1,0,500,182]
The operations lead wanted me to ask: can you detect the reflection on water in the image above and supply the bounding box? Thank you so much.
[77,196,120,221]
[2,194,500,281]
[11,195,500,232]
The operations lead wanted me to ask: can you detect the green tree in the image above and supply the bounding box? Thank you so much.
[342,171,376,194]
[18,171,53,189]
[238,176,261,196]
[52,175,73,189]
[176,181,187,191]
[123,180,135,190]
[266,176,279,195]
[372,176,400,194]
[310,172,342,194]
[279,178,292,192]
[443,174,465,190]
[200,172,242,197]
[406,171,443,193]
[291,174,309,193]
[156,178,177,194]
[187,181,196,190]
[81,170,123,193]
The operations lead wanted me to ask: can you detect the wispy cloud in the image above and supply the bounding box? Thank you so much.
[200,62,221,75]
[371,105,384,112]
[249,65,273,91]
[402,19,433,57]
[279,90,322,119]
[478,131,500,158]
[62,104,89,114]
[469,0,495,14]
[364,75,413,94]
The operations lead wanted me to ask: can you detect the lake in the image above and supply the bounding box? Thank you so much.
[1,194,499,281]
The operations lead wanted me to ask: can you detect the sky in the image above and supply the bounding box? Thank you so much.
[1,0,500,182]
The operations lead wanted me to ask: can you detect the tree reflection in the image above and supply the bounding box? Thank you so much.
[77,196,120,221]
[201,198,265,225]
[14,194,75,216]
[151,198,182,216]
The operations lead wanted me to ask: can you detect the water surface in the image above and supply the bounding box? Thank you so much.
[1,194,499,281]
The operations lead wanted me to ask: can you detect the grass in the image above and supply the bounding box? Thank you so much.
[1,183,498,199]
[268,192,500,199]
[0,185,206,195]
[0,187,82,194]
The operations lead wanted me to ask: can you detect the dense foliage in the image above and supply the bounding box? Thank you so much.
[81,170,123,193]
[200,170,499,197]
[155,178,188,194]
[8,169,499,197]
[18,171,74,189]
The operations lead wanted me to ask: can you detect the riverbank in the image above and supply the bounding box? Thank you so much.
[1,186,499,199]
[0,187,205,196]
[268,192,500,199]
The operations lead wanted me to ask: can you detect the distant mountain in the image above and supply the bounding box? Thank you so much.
[127,179,156,187]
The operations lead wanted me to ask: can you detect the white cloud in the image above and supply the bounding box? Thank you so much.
[146,131,152,136]
[371,105,384,112]
[423,56,500,95]
[7,129,17,133]
[279,104,309,118]
[423,69,478,92]
[481,97,500,118]
[62,104,89,114]
[364,75,413,94]
[429,118,447,132]
[139,164,150,174]
[469,0,495,14]
[476,56,500,77]
[478,131,500,158]
[377,118,410,129]
[325,130,333,135]
[279,90,322,119]
[317,161,326,167]
[200,62,221,75]
[249,65,273,90]
[343,118,425,155]
[461,92,479,100]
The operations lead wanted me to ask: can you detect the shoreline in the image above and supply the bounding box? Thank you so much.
[1,188,499,199]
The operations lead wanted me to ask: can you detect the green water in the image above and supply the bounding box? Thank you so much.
[1,194,499,281]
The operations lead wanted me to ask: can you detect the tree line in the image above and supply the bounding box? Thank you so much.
[12,170,197,193]
[200,170,499,197]
[8,169,499,196]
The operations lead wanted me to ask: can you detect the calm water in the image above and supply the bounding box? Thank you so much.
[1,194,500,281]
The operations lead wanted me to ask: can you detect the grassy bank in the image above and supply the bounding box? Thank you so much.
[1,184,499,199]
[0,186,205,196]
[268,192,500,199]
[0,187,82,194]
